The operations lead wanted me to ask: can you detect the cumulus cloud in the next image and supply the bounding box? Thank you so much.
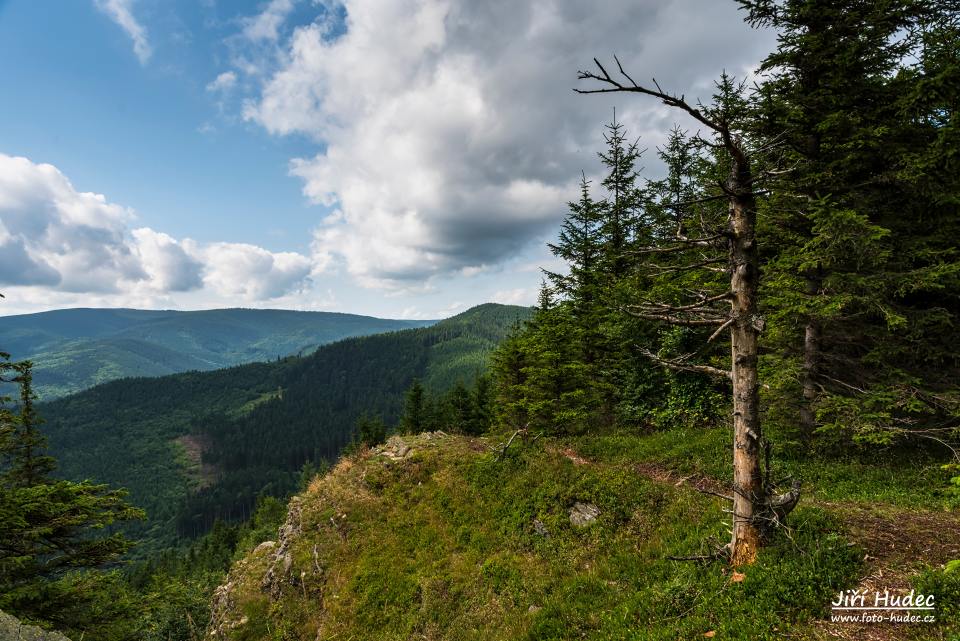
[131,228,204,292]
[240,0,774,289]
[0,154,145,293]
[0,153,311,303]
[0,230,60,287]
[188,241,312,300]
[94,0,152,64]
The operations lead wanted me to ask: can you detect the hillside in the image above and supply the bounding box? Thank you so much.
[0,307,434,398]
[39,303,532,548]
[205,429,960,641]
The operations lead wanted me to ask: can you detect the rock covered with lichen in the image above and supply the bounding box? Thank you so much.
[0,610,72,641]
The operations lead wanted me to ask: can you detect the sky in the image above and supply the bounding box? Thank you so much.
[0,0,775,319]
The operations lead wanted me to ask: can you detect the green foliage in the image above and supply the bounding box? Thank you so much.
[127,494,287,641]
[355,412,389,448]
[493,116,730,435]
[0,356,143,639]
[947,464,960,500]
[913,564,960,628]
[397,374,496,436]
[742,0,960,448]
[399,379,427,434]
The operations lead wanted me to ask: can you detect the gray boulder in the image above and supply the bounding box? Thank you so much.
[0,610,72,641]
[568,502,600,528]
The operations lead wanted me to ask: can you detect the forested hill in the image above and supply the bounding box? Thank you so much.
[0,307,435,398]
[39,303,531,548]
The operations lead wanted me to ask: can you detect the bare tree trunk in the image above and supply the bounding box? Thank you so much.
[727,149,764,567]
[799,316,820,441]
[576,60,789,564]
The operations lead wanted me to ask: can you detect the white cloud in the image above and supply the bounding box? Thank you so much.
[131,228,204,292]
[492,288,536,306]
[0,154,144,293]
[0,153,312,303]
[188,241,312,300]
[206,71,238,93]
[95,0,152,64]
[241,0,775,290]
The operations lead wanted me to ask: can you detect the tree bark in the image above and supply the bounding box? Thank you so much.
[727,147,764,567]
[799,315,820,441]
[574,61,785,564]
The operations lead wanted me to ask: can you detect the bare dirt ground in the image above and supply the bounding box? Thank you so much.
[803,503,960,641]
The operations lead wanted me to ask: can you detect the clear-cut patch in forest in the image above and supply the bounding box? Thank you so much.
[174,434,220,490]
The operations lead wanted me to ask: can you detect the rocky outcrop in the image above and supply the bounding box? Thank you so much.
[0,610,71,641]
[568,501,600,528]
[261,496,304,598]
[204,431,452,640]
[377,435,413,460]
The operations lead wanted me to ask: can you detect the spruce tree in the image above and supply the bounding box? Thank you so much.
[597,115,645,279]
[399,379,427,434]
[490,322,532,429]
[545,175,603,322]
[742,0,960,447]
[355,412,388,447]
[0,355,143,635]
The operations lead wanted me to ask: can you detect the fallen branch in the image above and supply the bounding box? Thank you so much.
[668,543,730,564]
[493,423,531,461]
[696,486,734,502]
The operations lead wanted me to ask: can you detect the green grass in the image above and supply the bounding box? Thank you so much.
[573,426,957,510]
[212,432,891,641]
[232,389,284,417]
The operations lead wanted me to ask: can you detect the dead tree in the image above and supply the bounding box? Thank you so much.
[577,58,799,566]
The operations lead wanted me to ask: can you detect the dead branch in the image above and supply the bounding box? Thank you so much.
[626,234,727,254]
[707,318,735,343]
[696,487,734,502]
[493,428,524,461]
[493,423,540,461]
[624,311,727,327]
[640,291,734,312]
[668,542,731,563]
[639,258,727,274]
[638,348,731,380]
[576,56,725,134]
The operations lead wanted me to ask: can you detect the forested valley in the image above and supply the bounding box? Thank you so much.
[1,0,959,639]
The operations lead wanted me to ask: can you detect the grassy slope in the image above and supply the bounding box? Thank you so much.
[207,428,960,641]
[0,308,433,398]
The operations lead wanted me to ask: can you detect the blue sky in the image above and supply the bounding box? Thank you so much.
[0,0,773,319]
[0,0,319,251]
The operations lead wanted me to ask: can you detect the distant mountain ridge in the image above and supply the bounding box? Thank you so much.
[0,307,435,398]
